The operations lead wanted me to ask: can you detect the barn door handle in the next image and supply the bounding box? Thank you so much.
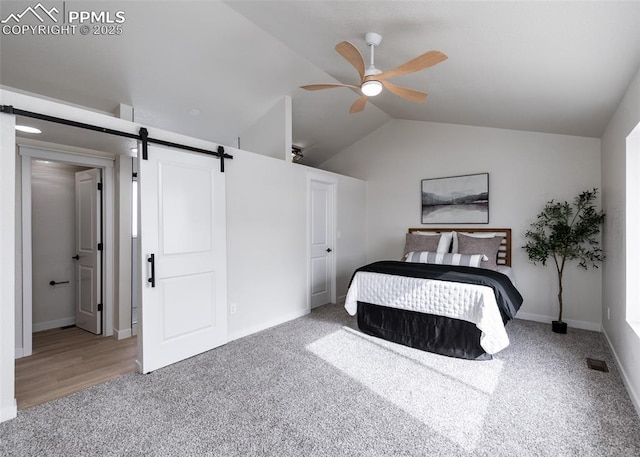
[72,254,80,260]
[148,254,156,288]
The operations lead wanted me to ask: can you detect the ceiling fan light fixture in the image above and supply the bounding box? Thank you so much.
[361,80,382,97]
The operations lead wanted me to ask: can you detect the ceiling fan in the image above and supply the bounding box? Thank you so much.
[301,32,447,114]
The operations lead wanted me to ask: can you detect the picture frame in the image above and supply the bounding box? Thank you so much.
[421,173,489,224]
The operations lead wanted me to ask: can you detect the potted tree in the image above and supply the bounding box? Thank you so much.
[523,188,605,333]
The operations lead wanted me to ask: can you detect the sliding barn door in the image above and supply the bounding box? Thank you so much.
[138,145,227,373]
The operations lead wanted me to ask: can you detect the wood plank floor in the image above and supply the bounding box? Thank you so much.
[15,326,138,410]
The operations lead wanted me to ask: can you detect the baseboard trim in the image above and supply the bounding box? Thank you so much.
[602,328,640,419]
[336,295,346,305]
[0,399,17,423]
[516,311,601,332]
[14,347,24,359]
[228,308,309,342]
[114,328,132,340]
[32,316,76,333]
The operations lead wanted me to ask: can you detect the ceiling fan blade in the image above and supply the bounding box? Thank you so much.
[335,41,365,82]
[381,80,428,103]
[300,83,360,91]
[349,95,368,114]
[377,50,447,80]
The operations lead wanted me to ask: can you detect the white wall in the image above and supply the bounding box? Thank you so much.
[225,148,366,340]
[114,154,133,339]
[321,119,602,329]
[239,96,293,162]
[601,65,640,415]
[334,175,367,300]
[14,150,23,353]
[0,110,17,422]
[30,161,87,331]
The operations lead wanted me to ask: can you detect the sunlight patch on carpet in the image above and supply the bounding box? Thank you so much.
[306,327,504,451]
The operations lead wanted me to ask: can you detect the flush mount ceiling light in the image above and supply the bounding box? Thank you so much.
[15,125,41,134]
[301,31,447,114]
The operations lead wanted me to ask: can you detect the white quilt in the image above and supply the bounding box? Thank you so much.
[344,272,509,354]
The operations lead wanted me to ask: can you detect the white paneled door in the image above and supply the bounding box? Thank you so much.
[138,145,227,374]
[310,179,335,308]
[74,168,102,335]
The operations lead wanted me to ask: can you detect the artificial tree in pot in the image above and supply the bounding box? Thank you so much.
[523,188,605,333]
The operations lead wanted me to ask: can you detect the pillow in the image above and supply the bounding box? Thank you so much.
[456,233,503,269]
[403,233,441,256]
[414,231,453,253]
[451,231,496,253]
[404,251,485,268]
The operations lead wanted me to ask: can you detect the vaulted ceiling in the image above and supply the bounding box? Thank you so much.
[1,1,639,167]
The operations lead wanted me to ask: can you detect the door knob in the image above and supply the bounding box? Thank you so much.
[326,248,332,253]
[72,254,80,260]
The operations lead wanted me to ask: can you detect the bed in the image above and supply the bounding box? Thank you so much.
[344,228,523,360]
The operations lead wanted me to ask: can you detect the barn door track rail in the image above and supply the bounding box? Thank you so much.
[1,105,233,172]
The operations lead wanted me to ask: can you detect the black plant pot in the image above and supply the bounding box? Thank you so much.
[552,320,568,334]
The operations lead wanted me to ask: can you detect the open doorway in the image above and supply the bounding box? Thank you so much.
[18,144,118,357]
[15,143,138,409]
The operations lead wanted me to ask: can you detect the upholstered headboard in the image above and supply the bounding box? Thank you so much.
[407,228,512,267]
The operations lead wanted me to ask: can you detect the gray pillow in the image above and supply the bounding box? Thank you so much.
[403,233,441,256]
[404,251,485,267]
[456,233,503,269]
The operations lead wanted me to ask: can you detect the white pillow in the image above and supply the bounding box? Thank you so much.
[414,231,453,253]
[452,231,497,253]
[404,251,487,268]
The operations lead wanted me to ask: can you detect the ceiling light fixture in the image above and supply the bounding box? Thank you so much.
[15,125,41,134]
[361,80,382,97]
[360,33,383,97]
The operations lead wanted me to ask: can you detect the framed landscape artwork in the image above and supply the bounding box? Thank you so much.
[421,173,489,224]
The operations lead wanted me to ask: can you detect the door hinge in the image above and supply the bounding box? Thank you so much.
[98,303,103,312]
[97,243,103,251]
[97,182,103,191]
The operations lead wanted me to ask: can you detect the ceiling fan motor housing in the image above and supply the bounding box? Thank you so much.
[365,32,382,47]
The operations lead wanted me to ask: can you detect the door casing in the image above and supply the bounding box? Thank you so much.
[18,145,114,357]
